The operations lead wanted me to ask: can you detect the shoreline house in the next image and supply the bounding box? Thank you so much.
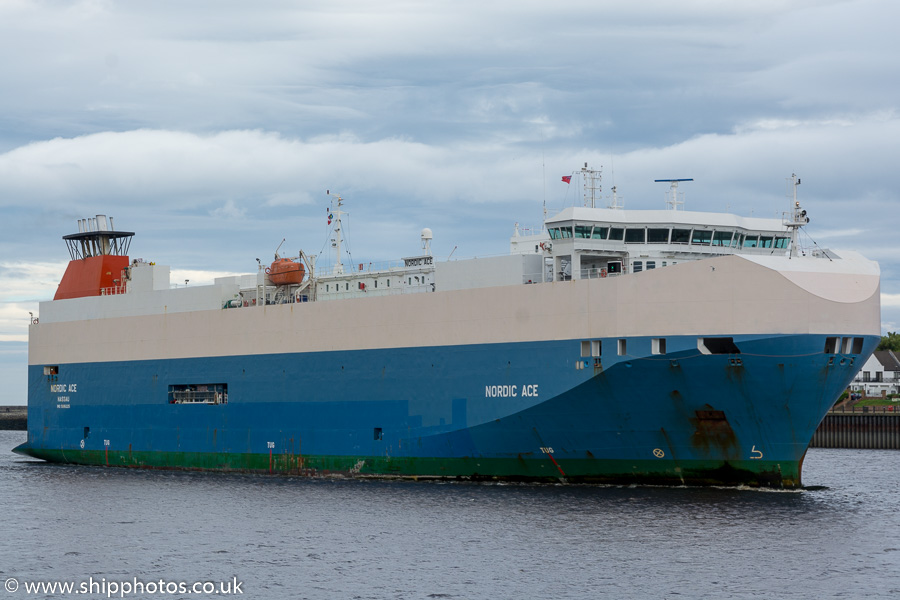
[850,350,900,398]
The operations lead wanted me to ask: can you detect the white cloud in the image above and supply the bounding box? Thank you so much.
[210,199,247,220]
[812,228,867,240]
[0,301,39,341]
[0,261,65,301]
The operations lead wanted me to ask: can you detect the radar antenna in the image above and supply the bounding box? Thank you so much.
[654,179,694,210]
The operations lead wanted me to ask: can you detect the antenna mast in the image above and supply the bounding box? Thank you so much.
[607,185,623,210]
[783,174,809,257]
[655,178,694,210]
[326,191,346,275]
[581,163,602,208]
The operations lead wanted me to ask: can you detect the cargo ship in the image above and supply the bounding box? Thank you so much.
[14,171,881,487]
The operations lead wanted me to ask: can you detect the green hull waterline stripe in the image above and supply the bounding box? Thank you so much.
[14,446,801,488]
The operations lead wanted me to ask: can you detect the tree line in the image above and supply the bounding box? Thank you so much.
[878,332,900,351]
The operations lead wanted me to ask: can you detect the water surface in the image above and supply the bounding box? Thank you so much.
[1,431,897,599]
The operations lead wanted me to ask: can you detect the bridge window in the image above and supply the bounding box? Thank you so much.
[759,236,774,248]
[592,227,608,240]
[575,225,593,238]
[648,228,669,243]
[625,228,646,243]
[548,228,560,240]
[774,237,790,249]
[712,231,734,246]
[559,227,573,239]
[743,235,759,248]
[609,228,625,241]
[692,230,713,245]
[671,228,691,244]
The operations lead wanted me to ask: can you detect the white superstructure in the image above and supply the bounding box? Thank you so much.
[35,173,873,333]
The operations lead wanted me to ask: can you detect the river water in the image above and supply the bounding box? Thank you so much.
[0,430,897,599]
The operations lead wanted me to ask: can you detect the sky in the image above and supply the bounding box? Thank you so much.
[1,0,899,404]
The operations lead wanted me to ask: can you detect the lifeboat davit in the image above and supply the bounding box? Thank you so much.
[266,258,305,286]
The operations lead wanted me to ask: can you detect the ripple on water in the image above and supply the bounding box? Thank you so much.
[1,432,899,599]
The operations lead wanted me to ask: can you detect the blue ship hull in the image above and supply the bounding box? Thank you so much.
[15,332,878,487]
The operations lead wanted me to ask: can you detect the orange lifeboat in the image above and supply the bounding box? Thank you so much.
[266,258,305,286]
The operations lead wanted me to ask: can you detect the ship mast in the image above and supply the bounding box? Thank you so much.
[783,174,809,258]
[326,191,346,275]
[655,178,694,210]
[581,163,601,208]
[607,185,623,210]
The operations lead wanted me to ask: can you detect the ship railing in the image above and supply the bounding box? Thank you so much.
[169,390,226,405]
[579,268,623,280]
[316,285,433,301]
[100,284,127,295]
[829,404,899,414]
[340,258,430,273]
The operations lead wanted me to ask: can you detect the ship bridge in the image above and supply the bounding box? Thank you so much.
[513,207,793,282]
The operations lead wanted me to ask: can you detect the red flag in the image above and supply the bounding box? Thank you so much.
[562,176,572,184]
